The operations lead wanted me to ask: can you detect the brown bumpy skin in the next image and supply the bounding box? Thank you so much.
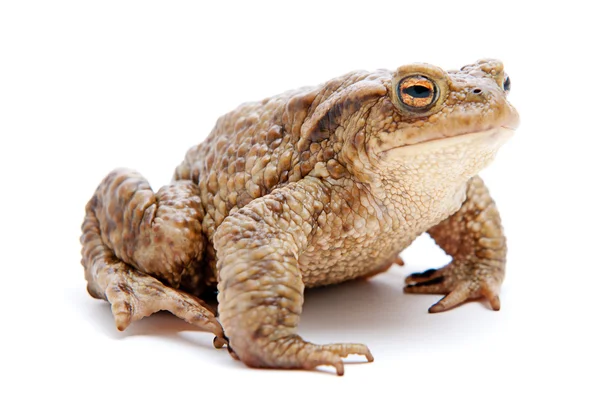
[81,59,519,374]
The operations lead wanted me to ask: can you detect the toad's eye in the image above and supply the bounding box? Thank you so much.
[503,75,511,92]
[397,76,438,109]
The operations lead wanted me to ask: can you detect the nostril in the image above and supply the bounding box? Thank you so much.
[472,88,482,94]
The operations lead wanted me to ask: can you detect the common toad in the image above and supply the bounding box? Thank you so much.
[81,59,519,375]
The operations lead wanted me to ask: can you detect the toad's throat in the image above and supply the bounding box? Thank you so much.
[381,126,515,157]
[378,126,514,187]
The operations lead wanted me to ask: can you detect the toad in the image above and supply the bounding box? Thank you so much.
[81,59,519,375]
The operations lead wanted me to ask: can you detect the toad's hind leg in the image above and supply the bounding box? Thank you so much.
[81,168,225,346]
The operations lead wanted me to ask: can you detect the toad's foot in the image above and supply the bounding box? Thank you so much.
[103,263,227,347]
[236,336,372,376]
[404,260,502,313]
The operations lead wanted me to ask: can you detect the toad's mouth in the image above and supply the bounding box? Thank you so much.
[380,126,515,157]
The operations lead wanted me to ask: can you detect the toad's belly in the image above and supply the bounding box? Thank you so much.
[298,232,416,288]
[294,175,469,287]
[295,187,466,287]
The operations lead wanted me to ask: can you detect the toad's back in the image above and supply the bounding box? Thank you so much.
[172,70,384,245]
[173,95,297,240]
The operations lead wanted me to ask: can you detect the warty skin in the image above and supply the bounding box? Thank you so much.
[81,59,519,375]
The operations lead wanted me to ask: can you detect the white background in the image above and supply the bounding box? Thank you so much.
[1,1,598,400]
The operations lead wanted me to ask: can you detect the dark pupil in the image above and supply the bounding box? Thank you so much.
[503,76,511,91]
[403,85,431,98]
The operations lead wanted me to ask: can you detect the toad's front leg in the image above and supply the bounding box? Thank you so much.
[213,177,373,375]
[405,176,506,313]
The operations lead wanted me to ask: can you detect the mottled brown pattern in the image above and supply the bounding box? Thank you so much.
[80,59,519,375]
